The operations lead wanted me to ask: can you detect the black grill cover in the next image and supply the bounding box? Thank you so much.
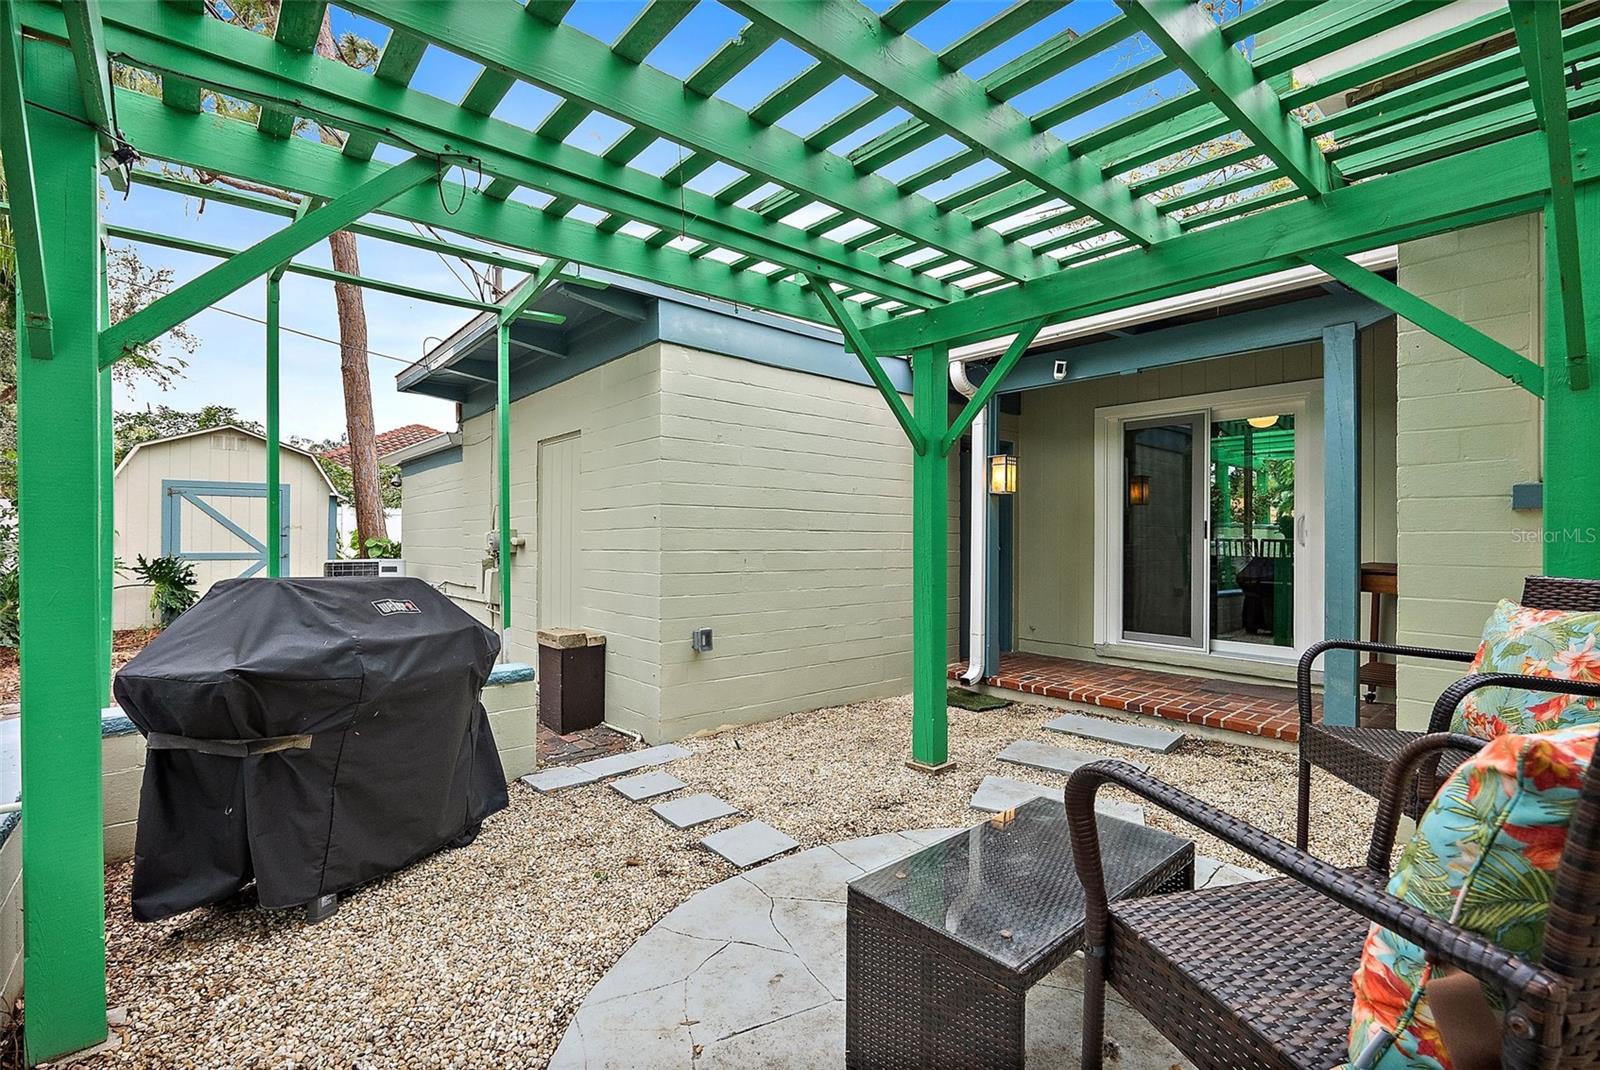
[114,577,508,921]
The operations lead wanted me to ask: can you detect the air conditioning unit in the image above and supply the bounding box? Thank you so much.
[324,559,406,579]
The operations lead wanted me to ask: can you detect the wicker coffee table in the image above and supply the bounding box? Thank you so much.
[845,797,1194,1069]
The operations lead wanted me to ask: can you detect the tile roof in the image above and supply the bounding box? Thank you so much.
[319,424,443,468]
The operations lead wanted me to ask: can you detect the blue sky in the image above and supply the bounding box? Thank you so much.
[106,1,1190,442]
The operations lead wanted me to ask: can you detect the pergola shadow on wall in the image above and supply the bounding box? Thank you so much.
[3,0,1598,1061]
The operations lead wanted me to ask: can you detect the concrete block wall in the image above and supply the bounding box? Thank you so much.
[484,673,537,780]
[1393,215,1544,729]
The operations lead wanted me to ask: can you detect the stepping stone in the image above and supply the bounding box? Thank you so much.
[610,770,687,802]
[969,776,1144,825]
[997,739,1149,776]
[701,820,800,868]
[521,766,599,793]
[652,792,740,829]
[1043,711,1185,753]
[578,743,692,780]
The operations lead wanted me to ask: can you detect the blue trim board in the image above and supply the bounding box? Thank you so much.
[989,290,1390,394]
[328,496,339,561]
[486,662,535,686]
[1322,323,1362,728]
[398,445,463,477]
[160,479,291,578]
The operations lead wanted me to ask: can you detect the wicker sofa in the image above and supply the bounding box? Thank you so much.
[1295,574,1600,850]
[1064,673,1600,1070]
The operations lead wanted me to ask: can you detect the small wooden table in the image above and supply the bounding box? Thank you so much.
[845,799,1193,1069]
[1359,562,1398,701]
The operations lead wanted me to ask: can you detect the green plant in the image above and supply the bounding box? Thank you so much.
[0,509,17,648]
[348,530,401,559]
[130,554,198,626]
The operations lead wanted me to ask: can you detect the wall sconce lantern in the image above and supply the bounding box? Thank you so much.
[988,453,1018,495]
[1128,474,1151,506]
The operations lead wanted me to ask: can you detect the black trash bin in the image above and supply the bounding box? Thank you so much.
[114,576,508,922]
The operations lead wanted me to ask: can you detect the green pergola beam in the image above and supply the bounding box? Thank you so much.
[128,170,550,278]
[337,0,1043,283]
[70,0,951,309]
[1302,250,1544,396]
[808,277,925,455]
[861,111,1600,352]
[940,319,1046,457]
[1514,0,1589,389]
[731,0,1176,247]
[99,154,441,367]
[0,0,53,360]
[101,223,565,320]
[111,89,880,327]
[1116,0,1331,197]
[342,29,427,162]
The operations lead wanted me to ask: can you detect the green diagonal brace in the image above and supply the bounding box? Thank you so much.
[60,1,117,152]
[1513,0,1589,389]
[98,154,441,367]
[1116,0,1331,197]
[0,0,53,360]
[498,258,570,327]
[940,318,1046,457]
[808,277,927,456]
[1303,250,1545,396]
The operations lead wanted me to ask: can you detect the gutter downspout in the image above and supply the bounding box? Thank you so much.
[950,361,988,686]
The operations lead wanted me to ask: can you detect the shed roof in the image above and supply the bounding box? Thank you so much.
[113,425,341,497]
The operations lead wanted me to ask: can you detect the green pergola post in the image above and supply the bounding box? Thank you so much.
[1544,184,1600,578]
[910,343,951,770]
[265,272,283,576]
[98,240,113,699]
[14,48,110,1064]
[496,321,512,640]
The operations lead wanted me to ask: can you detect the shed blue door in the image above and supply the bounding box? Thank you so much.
[160,479,291,579]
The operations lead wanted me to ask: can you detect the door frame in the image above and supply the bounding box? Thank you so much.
[1092,381,1324,666]
[1116,411,1209,649]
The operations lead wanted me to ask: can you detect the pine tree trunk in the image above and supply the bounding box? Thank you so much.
[315,14,387,554]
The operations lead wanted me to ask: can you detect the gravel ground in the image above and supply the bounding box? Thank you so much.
[84,696,1373,1069]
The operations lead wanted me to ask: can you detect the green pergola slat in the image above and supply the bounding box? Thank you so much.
[73,3,952,308]
[341,0,1042,282]
[100,155,442,366]
[1116,0,1330,197]
[1303,250,1544,395]
[340,29,428,162]
[256,0,327,139]
[112,90,883,326]
[861,109,1600,352]
[1251,0,1457,81]
[1514,0,1589,386]
[731,0,1178,247]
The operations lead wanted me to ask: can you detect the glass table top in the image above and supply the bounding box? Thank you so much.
[849,797,1192,974]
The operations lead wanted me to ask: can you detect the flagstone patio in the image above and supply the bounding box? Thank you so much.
[549,826,1265,1069]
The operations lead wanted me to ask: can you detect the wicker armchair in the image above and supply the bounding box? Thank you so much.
[1296,574,1600,850]
[1065,674,1600,1070]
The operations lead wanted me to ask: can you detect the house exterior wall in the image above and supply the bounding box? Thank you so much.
[653,346,915,739]
[1006,329,1399,679]
[112,433,333,628]
[1393,215,1544,729]
[402,343,927,742]
[404,345,666,739]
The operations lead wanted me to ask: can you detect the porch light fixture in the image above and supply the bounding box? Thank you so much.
[1247,415,1279,429]
[988,453,1018,495]
[1128,474,1150,506]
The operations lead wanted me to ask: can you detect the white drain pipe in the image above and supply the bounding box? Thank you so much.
[950,361,987,686]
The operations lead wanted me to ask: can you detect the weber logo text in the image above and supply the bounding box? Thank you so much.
[372,598,422,616]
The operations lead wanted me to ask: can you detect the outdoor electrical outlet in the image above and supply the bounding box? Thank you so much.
[691,628,713,652]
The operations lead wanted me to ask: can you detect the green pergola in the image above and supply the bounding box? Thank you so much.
[4,0,1599,1060]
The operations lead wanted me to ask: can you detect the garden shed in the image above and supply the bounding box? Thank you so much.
[112,426,340,627]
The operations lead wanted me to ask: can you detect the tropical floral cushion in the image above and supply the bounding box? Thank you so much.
[1344,726,1596,1070]
[1450,599,1600,739]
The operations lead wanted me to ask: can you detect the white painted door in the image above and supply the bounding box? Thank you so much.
[537,432,581,631]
